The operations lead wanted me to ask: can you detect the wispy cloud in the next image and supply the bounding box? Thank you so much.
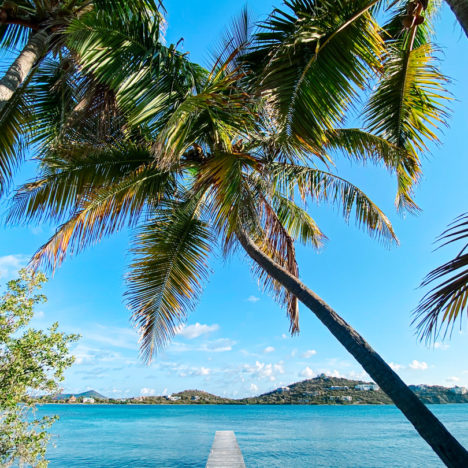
[409,360,428,370]
[302,350,317,358]
[447,376,460,383]
[140,387,155,396]
[247,295,260,303]
[242,361,284,382]
[300,366,315,379]
[434,342,450,350]
[390,362,404,371]
[0,254,29,278]
[176,322,219,339]
[250,383,258,393]
[264,346,275,353]
[170,338,235,353]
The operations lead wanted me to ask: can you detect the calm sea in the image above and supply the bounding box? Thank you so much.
[36,404,468,467]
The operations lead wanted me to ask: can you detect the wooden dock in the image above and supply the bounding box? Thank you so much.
[206,431,246,468]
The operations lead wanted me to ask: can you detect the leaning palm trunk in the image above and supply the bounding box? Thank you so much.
[237,230,468,468]
[445,0,468,37]
[0,30,49,113]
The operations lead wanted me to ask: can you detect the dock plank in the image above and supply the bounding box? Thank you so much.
[206,431,246,468]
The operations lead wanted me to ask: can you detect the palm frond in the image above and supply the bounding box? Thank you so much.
[365,43,450,155]
[323,128,421,212]
[8,143,153,225]
[270,162,397,242]
[126,197,213,361]
[66,7,204,133]
[245,0,384,149]
[0,72,29,193]
[414,213,468,341]
[30,164,173,271]
[153,65,256,169]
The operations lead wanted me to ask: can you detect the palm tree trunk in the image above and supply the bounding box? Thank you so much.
[237,230,468,468]
[0,29,49,113]
[445,0,468,37]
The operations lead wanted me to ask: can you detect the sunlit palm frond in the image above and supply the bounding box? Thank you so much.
[271,191,325,248]
[8,143,153,225]
[0,75,29,193]
[414,213,468,341]
[195,151,259,242]
[211,7,253,73]
[154,66,256,169]
[30,164,173,271]
[126,197,213,361]
[323,128,421,212]
[66,7,204,133]
[365,42,450,155]
[270,162,397,242]
[245,0,384,149]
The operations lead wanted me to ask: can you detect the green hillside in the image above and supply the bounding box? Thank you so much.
[42,377,468,405]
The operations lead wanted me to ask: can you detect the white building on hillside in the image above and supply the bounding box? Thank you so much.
[450,386,467,395]
[355,384,379,391]
[82,397,95,404]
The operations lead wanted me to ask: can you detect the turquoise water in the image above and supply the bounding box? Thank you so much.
[37,404,468,467]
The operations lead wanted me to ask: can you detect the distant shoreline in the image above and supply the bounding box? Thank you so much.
[41,376,468,406]
[37,401,468,407]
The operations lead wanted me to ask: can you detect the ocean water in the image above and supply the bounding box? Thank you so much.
[36,404,468,467]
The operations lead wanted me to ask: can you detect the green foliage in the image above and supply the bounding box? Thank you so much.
[5,0,453,361]
[0,269,79,467]
[414,213,468,341]
[127,198,213,360]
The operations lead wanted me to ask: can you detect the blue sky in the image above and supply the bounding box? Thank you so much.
[1,1,467,399]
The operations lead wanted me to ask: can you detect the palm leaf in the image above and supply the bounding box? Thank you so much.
[414,213,468,341]
[8,143,153,225]
[365,42,450,155]
[126,197,213,361]
[30,163,173,271]
[270,162,397,242]
[323,128,421,211]
[0,74,29,193]
[245,0,384,149]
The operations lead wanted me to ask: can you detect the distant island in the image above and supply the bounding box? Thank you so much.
[39,375,468,406]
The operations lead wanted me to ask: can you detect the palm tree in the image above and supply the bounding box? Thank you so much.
[445,0,468,36]
[7,1,468,466]
[0,0,162,192]
[414,213,468,340]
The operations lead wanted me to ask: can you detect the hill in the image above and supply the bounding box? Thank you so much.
[44,377,468,405]
[241,376,392,405]
[52,390,108,401]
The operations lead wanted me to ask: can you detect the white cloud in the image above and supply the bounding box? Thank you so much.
[281,334,288,339]
[247,295,260,303]
[0,254,29,278]
[434,342,450,350]
[242,361,285,381]
[85,325,139,350]
[250,384,258,393]
[177,323,219,339]
[71,344,126,366]
[198,367,211,376]
[290,349,297,358]
[264,346,275,353]
[390,362,403,371]
[169,338,235,353]
[302,350,317,358]
[409,360,428,370]
[140,387,155,396]
[35,310,45,319]
[300,366,315,379]
[447,376,460,383]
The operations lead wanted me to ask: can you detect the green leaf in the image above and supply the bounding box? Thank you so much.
[126,197,213,361]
